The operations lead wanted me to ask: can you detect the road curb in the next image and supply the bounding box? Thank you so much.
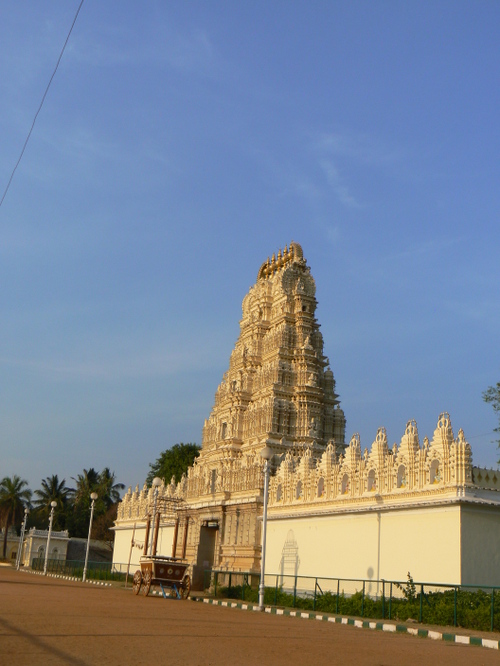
[194,597,500,651]
[18,568,112,587]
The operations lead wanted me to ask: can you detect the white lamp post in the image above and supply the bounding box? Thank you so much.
[258,445,273,610]
[16,507,29,570]
[83,492,98,583]
[43,501,57,575]
[149,477,162,556]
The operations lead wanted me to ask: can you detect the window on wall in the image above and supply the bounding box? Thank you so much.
[296,481,303,500]
[397,465,406,488]
[10,551,17,560]
[276,484,282,502]
[210,469,217,494]
[221,422,227,439]
[430,459,441,484]
[317,478,325,498]
[341,474,349,495]
[367,470,376,492]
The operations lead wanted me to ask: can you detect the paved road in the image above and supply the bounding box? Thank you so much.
[0,567,497,665]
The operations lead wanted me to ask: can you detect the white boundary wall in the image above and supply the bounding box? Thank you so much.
[265,503,499,586]
[112,502,500,587]
[113,522,175,570]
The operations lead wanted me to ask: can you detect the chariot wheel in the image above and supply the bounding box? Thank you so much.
[142,569,152,596]
[180,574,191,600]
[132,570,142,595]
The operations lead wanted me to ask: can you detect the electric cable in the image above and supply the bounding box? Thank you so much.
[0,0,85,209]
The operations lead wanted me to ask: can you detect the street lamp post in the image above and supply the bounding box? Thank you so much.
[43,501,58,575]
[16,507,29,570]
[258,445,273,610]
[149,477,162,556]
[83,492,98,583]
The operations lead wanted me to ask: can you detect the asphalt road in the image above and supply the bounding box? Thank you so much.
[0,567,498,665]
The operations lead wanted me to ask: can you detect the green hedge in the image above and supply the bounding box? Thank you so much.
[209,575,500,632]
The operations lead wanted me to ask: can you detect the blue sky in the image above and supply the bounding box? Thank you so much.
[1,1,499,495]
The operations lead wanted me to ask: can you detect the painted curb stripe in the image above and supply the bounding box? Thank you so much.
[192,597,500,651]
[18,569,112,587]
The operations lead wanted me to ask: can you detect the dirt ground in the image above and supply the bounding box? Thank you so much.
[0,566,498,666]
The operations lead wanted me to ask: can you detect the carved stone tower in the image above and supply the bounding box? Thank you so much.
[173,243,346,582]
[201,241,346,460]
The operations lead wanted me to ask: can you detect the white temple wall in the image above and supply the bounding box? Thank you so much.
[266,505,464,586]
[460,505,500,587]
[112,523,175,570]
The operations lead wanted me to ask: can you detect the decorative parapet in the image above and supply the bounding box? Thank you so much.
[257,242,304,281]
[116,451,267,522]
[115,412,498,525]
[26,528,69,538]
[268,413,479,508]
[117,479,182,521]
[473,467,500,491]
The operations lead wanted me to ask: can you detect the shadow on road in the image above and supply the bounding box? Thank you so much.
[0,616,88,666]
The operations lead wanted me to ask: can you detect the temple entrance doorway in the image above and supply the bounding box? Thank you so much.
[192,522,218,590]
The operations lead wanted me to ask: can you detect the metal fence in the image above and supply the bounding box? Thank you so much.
[204,570,500,633]
[31,558,128,581]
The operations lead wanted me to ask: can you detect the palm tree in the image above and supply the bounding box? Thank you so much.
[33,475,71,530]
[70,468,100,503]
[66,468,124,538]
[98,468,125,508]
[0,475,31,558]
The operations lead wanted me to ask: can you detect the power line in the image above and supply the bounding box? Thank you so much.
[0,0,85,209]
[467,431,495,440]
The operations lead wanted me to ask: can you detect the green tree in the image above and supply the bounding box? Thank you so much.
[0,475,31,558]
[146,443,200,486]
[70,468,100,504]
[483,382,500,459]
[91,503,119,551]
[97,467,125,508]
[67,467,124,538]
[32,475,71,530]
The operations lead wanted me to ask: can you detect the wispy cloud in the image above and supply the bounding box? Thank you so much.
[312,129,402,209]
[68,24,216,76]
[444,298,500,324]
[320,159,361,209]
[0,344,219,382]
[383,235,466,262]
[317,131,401,166]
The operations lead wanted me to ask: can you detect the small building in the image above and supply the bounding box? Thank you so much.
[1,527,22,563]
[22,528,69,567]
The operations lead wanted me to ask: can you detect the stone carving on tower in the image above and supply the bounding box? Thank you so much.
[201,241,346,466]
[175,242,347,576]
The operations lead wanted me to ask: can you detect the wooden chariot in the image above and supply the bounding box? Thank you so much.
[133,555,191,599]
[130,493,191,599]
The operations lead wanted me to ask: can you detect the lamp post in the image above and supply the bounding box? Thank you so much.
[16,507,29,570]
[149,477,162,556]
[43,501,57,575]
[83,492,98,583]
[258,445,273,610]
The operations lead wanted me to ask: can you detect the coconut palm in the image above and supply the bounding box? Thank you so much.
[70,468,100,503]
[33,475,71,530]
[0,475,31,558]
[67,467,124,538]
[98,468,125,508]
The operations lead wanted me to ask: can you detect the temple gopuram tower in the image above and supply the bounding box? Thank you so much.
[174,242,346,583]
[202,241,346,459]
